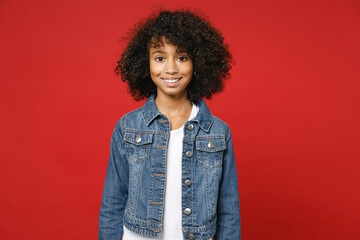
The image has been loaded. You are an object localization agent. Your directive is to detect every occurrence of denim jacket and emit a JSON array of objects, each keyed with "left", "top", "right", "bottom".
[{"left": 99, "top": 95, "right": 240, "bottom": 240}]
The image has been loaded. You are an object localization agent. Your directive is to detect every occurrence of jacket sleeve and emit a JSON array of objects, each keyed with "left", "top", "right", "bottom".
[
  {"left": 214, "top": 126, "right": 241, "bottom": 240},
  {"left": 99, "top": 117, "right": 129, "bottom": 240}
]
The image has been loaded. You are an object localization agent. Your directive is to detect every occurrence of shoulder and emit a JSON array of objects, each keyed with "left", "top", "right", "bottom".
[
  {"left": 211, "top": 114, "right": 231, "bottom": 135},
  {"left": 208, "top": 114, "right": 234, "bottom": 145},
  {"left": 121, "top": 107, "right": 143, "bottom": 124},
  {"left": 113, "top": 107, "right": 143, "bottom": 136}
]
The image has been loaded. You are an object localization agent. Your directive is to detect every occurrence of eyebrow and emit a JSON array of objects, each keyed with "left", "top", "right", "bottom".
[
  {"left": 176, "top": 49, "right": 188, "bottom": 53},
  {"left": 151, "top": 50, "right": 166, "bottom": 55},
  {"left": 151, "top": 49, "right": 188, "bottom": 55}
]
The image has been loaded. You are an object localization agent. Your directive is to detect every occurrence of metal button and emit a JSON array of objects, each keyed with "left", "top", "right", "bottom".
[
  {"left": 185, "top": 179, "right": 192, "bottom": 187},
  {"left": 188, "top": 233, "right": 195, "bottom": 240},
  {"left": 208, "top": 141, "right": 214, "bottom": 149},
  {"left": 185, "top": 151, "right": 193, "bottom": 158},
  {"left": 184, "top": 208, "right": 192, "bottom": 215},
  {"left": 187, "top": 124, "right": 194, "bottom": 131},
  {"left": 135, "top": 136, "right": 142, "bottom": 143}
]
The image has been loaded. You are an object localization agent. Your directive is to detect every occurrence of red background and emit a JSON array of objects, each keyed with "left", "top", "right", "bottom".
[{"left": 1, "top": 0, "right": 359, "bottom": 239}]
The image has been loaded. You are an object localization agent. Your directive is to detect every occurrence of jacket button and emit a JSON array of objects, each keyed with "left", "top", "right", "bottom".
[
  {"left": 185, "top": 151, "right": 193, "bottom": 158},
  {"left": 135, "top": 136, "right": 142, "bottom": 143},
  {"left": 184, "top": 208, "right": 192, "bottom": 215},
  {"left": 184, "top": 179, "right": 192, "bottom": 187},
  {"left": 187, "top": 124, "right": 194, "bottom": 131},
  {"left": 208, "top": 141, "right": 214, "bottom": 148},
  {"left": 188, "top": 233, "right": 195, "bottom": 240}
]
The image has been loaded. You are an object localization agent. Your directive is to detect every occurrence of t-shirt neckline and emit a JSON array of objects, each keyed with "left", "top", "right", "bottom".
[{"left": 170, "top": 102, "right": 198, "bottom": 133}]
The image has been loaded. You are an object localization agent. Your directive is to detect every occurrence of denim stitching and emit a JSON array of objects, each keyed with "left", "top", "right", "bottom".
[
  {"left": 125, "top": 142, "right": 151, "bottom": 162},
  {"left": 197, "top": 147, "right": 224, "bottom": 170},
  {"left": 191, "top": 140, "right": 195, "bottom": 226},
  {"left": 205, "top": 167, "right": 211, "bottom": 220},
  {"left": 132, "top": 160, "right": 144, "bottom": 217},
  {"left": 214, "top": 166, "right": 219, "bottom": 217},
  {"left": 160, "top": 132, "right": 169, "bottom": 225},
  {"left": 125, "top": 213, "right": 160, "bottom": 226},
  {"left": 182, "top": 217, "right": 216, "bottom": 231},
  {"left": 124, "top": 132, "right": 153, "bottom": 163},
  {"left": 123, "top": 221, "right": 160, "bottom": 237},
  {"left": 127, "top": 160, "right": 133, "bottom": 216},
  {"left": 149, "top": 174, "right": 156, "bottom": 220},
  {"left": 125, "top": 129, "right": 156, "bottom": 134}
]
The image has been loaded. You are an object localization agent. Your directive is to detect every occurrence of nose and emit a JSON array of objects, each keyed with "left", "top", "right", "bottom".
[{"left": 165, "top": 58, "right": 178, "bottom": 74}]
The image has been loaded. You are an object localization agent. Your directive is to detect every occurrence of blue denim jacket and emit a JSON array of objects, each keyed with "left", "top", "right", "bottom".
[{"left": 99, "top": 95, "right": 240, "bottom": 240}]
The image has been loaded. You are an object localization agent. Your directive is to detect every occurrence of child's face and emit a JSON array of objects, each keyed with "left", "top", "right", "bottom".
[{"left": 149, "top": 38, "right": 193, "bottom": 99}]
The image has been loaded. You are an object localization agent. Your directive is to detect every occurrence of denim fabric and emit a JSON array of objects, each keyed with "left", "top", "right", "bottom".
[{"left": 99, "top": 94, "right": 241, "bottom": 240}]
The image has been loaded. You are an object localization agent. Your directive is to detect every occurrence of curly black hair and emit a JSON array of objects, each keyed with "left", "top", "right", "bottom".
[{"left": 115, "top": 9, "right": 232, "bottom": 102}]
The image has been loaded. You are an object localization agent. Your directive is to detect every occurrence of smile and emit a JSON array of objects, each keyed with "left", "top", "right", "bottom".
[{"left": 161, "top": 77, "right": 182, "bottom": 83}]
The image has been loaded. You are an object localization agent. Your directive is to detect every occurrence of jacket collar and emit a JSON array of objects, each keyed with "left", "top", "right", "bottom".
[{"left": 141, "top": 94, "right": 213, "bottom": 132}]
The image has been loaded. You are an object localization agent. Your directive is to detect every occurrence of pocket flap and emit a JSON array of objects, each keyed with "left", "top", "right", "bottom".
[
  {"left": 124, "top": 132, "right": 153, "bottom": 145},
  {"left": 196, "top": 136, "right": 226, "bottom": 152}
]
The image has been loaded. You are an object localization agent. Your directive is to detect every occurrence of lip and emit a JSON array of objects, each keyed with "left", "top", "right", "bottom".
[
  {"left": 160, "top": 77, "right": 182, "bottom": 87},
  {"left": 161, "top": 77, "right": 182, "bottom": 80}
]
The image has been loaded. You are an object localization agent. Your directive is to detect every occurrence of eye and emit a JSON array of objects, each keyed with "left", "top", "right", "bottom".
[
  {"left": 178, "top": 56, "right": 188, "bottom": 61},
  {"left": 155, "top": 57, "right": 164, "bottom": 62}
]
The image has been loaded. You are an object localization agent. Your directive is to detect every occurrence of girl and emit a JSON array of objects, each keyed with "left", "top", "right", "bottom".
[{"left": 99, "top": 9, "right": 240, "bottom": 240}]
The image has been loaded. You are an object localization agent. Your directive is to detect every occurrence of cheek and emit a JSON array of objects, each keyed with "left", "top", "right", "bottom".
[
  {"left": 150, "top": 61, "right": 162, "bottom": 76},
  {"left": 178, "top": 60, "right": 193, "bottom": 75},
  {"left": 185, "top": 63, "right": 193, "bottom": 75}
]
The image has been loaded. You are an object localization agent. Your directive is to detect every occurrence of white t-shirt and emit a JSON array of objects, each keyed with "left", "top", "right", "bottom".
[{"left": 123, "top": 103, "right": 206, "bottom": 240}]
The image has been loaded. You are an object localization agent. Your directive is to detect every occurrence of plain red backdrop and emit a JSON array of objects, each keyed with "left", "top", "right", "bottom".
[{"left": 1, "top": 0, "right": 359, "bottom": 239}]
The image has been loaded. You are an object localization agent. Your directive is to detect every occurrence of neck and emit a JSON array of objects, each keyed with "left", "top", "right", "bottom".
[{"left": 155, "top": 92, "right": 192, "bottom": 117}]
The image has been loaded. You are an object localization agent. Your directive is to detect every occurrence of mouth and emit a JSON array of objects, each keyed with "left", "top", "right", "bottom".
[{"left": 161, "top": 77, "right": 182, "bottom": 83}]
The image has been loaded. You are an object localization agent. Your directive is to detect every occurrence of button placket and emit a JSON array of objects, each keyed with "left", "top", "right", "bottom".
[{"left": 183, "top": 122, "right": 195, "bottom": 237}]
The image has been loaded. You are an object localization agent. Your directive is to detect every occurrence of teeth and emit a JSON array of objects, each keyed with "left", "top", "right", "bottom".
[{"left": 163, "top": 78, "right": 180, "bottom": 83}]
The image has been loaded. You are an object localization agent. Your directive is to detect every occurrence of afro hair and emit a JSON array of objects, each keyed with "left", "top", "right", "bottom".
[{"left": 115, "top": 9, "right": 232, "bottom": 102}]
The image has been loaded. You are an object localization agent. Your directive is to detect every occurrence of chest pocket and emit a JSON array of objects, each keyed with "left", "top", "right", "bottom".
[
  {"left": 124, "top": 132, "right": 153, "bottom": 162},
  {"left": 196, "top": 136, "right": 226, "bottom": 169}
]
